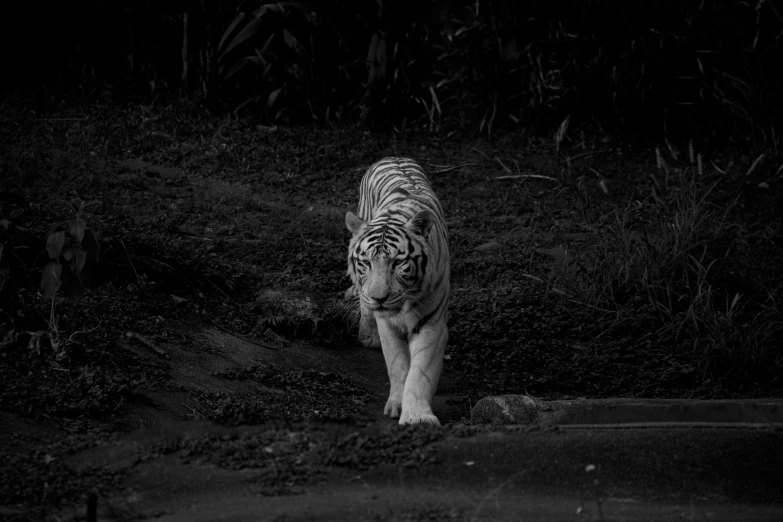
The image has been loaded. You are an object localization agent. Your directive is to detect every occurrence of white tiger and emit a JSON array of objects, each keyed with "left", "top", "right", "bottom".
[{"left": 345, "top": 157, "right": 450, "bottom": 426}]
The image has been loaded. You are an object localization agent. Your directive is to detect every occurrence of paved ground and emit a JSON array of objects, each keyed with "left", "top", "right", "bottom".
[
  {"left": 64, "top": 420, "right": 783, "bottom": 521},
  {"left": 155, "top": 427, "right": 782, "bottom": 521},
  {"left": 8, "top": 327, "right": 781, "bottom": 521}
]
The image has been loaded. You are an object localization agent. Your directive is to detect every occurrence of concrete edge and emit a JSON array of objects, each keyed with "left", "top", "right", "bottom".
[{"left": 470, "top": 395, "right": 783, "bottom": 426}]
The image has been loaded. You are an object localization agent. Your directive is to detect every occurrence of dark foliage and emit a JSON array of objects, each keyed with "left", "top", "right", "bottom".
[{"left": 1, "top": 0, "right": 781, "bottom": 145}]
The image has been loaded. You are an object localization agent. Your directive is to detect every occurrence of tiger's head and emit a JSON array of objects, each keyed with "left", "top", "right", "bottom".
[{"left": 345, "top": 210, "right": 434, "bottom": 315}]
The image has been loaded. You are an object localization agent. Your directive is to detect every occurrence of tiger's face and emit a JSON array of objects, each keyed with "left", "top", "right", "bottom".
[
  {"left": 352, "top": 251, "right": 418, "bottom": 314},
  {"left": 346, "top": 210, "right": 433, "bottom": 315}
]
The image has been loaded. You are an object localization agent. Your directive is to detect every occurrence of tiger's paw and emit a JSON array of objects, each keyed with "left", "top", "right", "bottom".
[
  {"left": 383, "top": 398, "right": 402, "bottom": 419},
  {"left": 358, "top": 323, "right": 381, "bottom": 349},
  {"left": 358, "top": 315, "right": 381, "bottom": 349},
  {"left": 399, "top": 408, "right": 441, "bottom": 427},
  {"left": 359, "top": 333, "right": 381, "bottom": 349}
]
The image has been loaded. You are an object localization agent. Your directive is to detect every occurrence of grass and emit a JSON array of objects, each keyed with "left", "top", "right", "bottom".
[{"left": 553, "top": 144, "right": 783, "bottom": 386}]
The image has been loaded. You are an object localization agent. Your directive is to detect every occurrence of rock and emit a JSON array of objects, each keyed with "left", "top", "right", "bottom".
[
  {"left": 470, "top": 395, "right": 550, "bottom": 425},
  {"left": 471, "top": 397, "right": 783, "bottom": 426}
]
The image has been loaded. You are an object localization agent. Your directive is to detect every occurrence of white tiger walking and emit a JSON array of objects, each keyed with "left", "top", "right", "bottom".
[{"left": 345, "top": 157, "right": 450, "bottom": 426}]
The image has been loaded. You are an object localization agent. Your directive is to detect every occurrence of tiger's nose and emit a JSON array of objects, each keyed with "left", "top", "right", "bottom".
[{"left": 374, "top": 294, "right": 389, "bottom": 304}]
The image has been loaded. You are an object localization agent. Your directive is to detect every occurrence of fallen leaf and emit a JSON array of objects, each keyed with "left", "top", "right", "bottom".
[{"left": 473, "top": 241, "right": 503, "bottom": 253}]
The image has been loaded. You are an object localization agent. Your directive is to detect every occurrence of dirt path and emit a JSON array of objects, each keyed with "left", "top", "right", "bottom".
[{"left": 3, "top": 324, "right": 780, "bottom": 521}]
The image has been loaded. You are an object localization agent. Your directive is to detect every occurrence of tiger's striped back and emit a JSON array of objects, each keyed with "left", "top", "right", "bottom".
[{"left": 355, "top": 157, "right": 446, "bottom": 227}]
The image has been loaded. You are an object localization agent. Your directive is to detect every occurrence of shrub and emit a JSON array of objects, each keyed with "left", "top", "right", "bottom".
[{"left": 556, "top": 149, "right": 783, "bottom": 383}]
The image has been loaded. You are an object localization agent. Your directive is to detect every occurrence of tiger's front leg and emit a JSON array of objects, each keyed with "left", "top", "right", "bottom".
[
  {"left": 376, "top": 318, "right": 410, "bottom": 419},
  {"left": 399, "top": 321, "right": 446, "bottom": 426}
]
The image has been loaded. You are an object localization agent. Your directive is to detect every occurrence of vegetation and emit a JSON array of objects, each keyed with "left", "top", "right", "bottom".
[
  {"left": 1, "top": 103, "right": 779, "bottom": 410},
  {"left": 3, "top": 0, "right": 782, "bottom": 145},
  {"left": 552, "top": 143, "right": 783, "bottom": 387}
]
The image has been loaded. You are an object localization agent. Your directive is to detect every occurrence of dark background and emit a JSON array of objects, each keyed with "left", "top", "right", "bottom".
[{"left": 2, "top": 0, "right": 782, "bottom": 146}]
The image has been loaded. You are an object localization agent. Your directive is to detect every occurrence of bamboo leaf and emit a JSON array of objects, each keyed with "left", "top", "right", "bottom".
[
  {"left": 218, "top": 16, "right": 265, "bottom": 60},
  {"left": 261, "top": 32, "right": 276, "bottom": 55},
  {"left": 223, "top": 57, "right": 252, "bottom": 80},
  {"left": 268, "top": 88, "right": 283, "bottom": 108},
  {"left": 253, "top": 4, "right": 284, "bottom": 17},
  {"left": 429, "top": 85, "right": 441, "bottom": 116},
  {"left": 555, "top": 115, "right": 570, "bottom": 153},
  {"left": 218, "top": 12, "right": 246, "bottom": 53}
]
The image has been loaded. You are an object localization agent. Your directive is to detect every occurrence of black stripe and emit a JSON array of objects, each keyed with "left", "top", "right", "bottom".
[{"left": 419, "top": 249, "right": 427, "bottom": 275}]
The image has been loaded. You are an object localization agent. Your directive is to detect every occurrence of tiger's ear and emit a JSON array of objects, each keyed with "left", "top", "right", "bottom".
[
  {"left": 407, "top": 210, "right": 434, "bottom": 237},
  {"left": 345, "top": 211, "right": 366, "bottom": 235}
]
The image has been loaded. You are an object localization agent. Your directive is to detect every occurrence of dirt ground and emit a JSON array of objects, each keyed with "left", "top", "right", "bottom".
[{"left": 0, "top": 103, "right": 781, "bottom": 519}]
